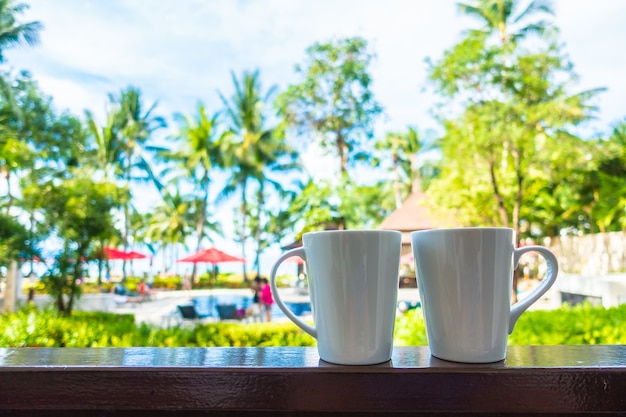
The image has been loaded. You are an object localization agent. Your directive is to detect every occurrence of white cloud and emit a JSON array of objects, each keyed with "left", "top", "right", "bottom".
[{"left": 11, "top": 0, "right": 623, "bottom": 132}]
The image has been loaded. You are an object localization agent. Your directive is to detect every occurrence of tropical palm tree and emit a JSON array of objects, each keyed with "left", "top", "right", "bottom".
[
  {"left": 375, "top": 126, "right": 427, "bottom": 208},
  {"left": 248, "top": 136, "right": 300, "bottom": 275},
  {"left": 84, "top": 110, "right": 121, "bottom": 180},
  {"left": 400, "top": 127, "right": 427, "bottom": 194},
  {"left": 457, "top": 0, "right": 555, "bottom": 46},
  {"left": 0, "top": 1, "right": 43, "bottom": 120},
  {"left": 145, "top": 189, "right": 196, "bottom": 275},
  {"left": 218, "top": 69, "right": 295, "bottom": 281},
  {"left": 0, "top": 0, "right": 43, "bottom": 63},
  {"left": 165, "top": 103, "right": 228, "bottom": 284},
  {"left": 107, "top": 86, "right": 166, "bottom": 279},
  {"left": 218, "top": 133, "right": 260, "bottom": 282},
  {"left": 109, "top": 86, "right": 167, "bottom": 190},
  {"left": 0, "top": 0, "right": 44, "bottom": 210},
  {"left": 0, "top": 127, "right": 29, "bottom": 214},
  {"left": 375, "top": 132, "right": 406, "bottom": 209}
]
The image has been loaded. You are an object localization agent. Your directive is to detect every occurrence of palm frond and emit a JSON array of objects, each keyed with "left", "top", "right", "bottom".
[{"left": 513, "top": 0, "right": 554, "bottom": 24}]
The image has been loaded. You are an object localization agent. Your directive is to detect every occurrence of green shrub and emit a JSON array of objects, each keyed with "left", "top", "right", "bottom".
[
  {"left": 0, "top": 307, "right": 138, "bottom": 347},
  {"left": 0, "top": 306, "right": 315, "bottom": 347},
  {"left": 394, "top": 308, "right": 429, "bottom": 346},
  {"left": 508, "top": 302, "right": 626, "bottom": 345},
  {"left": 393, "top": 303, "right": 626, "bottom": 346},
  {"left": 151, "top": 276, "right": 181, "bottom": 290},
  {"left": 3, "top": 303, "right": 625, "bottom": 348}
]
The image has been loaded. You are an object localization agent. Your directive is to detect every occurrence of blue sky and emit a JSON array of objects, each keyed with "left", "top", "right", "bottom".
[{"left": 5, "top": 0, "right": 626, "bottom": 274}]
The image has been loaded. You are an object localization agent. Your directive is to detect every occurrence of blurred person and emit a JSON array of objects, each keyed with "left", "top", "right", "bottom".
[
  {"left": 261, "top": 277, "right": 274, "bottom": 322},
  {"left": 248, "top": 276, "right": 263, "bottom": 322}
]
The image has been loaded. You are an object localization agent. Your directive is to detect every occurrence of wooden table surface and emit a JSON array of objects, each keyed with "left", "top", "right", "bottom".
[{"left": 1, "top": 345, "right": 625, "bottom": 416}]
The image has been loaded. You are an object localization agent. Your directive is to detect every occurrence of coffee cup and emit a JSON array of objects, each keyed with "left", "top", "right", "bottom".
[
  {"left": 270, "top": 230, "right": 402, "bottom": 365},
  {"left": 410, "top": 227, "right": 558, "bottom": 363}
]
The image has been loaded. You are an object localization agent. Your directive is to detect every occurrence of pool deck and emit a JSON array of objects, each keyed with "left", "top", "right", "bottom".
[
  {"left": 24, "top": 283, "right": 556, "bottom": 327},
  {"left": 109, "top": 287, "right": 422, "bottom": 327}
]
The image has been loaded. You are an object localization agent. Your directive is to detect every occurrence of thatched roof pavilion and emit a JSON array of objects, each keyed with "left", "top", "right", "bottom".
[{"left": 378, "top": 189, "right": 456, "bottom": 252}]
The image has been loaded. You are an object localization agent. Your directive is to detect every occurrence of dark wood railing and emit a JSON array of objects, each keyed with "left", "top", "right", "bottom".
[{"left": 1, "top": 345, "right": 625, "bottom": 415}]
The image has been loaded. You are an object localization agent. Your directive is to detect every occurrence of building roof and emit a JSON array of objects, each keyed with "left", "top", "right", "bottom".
[{"left": 378, "top": 190, "right": 456, "bottom": 244}]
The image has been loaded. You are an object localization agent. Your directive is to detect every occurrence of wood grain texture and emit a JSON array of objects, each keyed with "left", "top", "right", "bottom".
[{"left": 1, "top": 346, "right": 625, "bottom": 416}]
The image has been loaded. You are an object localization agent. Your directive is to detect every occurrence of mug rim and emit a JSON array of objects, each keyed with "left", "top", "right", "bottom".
[
  {"left": 410, "top": 227, "right": 514, "bottom": 236},
  {"left": 303, "top": 229, "right": 402, "bottom": 238}
]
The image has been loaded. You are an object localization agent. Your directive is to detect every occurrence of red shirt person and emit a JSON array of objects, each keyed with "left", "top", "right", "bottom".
[{"left": 260, "top": 278, "right": 274, "bottom": 322}]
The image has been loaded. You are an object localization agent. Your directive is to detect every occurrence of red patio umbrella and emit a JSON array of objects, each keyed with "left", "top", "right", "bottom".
[
  {"left": 125, "top": 250, "right": 150, "bottom": 260},
  {"left": 177, "top": 247, "right": 246, "bottom": 265},
  {"left": 177, "top": 248, "right": 246, "bottom": 293},
  {"left": 104, "top": 247, "right": 150, "bottom": 260}
]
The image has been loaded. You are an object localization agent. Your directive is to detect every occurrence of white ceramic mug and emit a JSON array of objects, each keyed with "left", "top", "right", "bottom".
[
  {"left": 270, "top": 230, "right": 402, "bottom": 365},
  {"left": 411, "top": 227, "right": 558, "bottom": 363}
]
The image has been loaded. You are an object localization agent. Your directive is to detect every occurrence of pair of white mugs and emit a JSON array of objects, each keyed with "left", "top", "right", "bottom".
[{"left": 270, "top": 228, "right": 559, "bottom": 365}]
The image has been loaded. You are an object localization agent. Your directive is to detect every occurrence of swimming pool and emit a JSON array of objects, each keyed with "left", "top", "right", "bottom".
[{"left": 192, "top": 294, "right": 312, "bottom": 319}]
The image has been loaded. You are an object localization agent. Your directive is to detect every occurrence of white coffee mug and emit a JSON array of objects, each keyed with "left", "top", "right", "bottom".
[
  {"left": 270, "top": 230, "right": 402, "bottom": 365},
  {"left": 411, "top": 227, "right": 558, "bottom": 363}
]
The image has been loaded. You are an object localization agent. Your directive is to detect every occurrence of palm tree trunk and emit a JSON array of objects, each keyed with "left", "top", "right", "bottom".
[
  {"left": 254, "top": 185, "right": 264, "bottom": 276},
  {"left": 122, "top": 155, "right": 132, "bottom": 282},
  {"left": 409, "top": 154, "right": 420, "bottom": 193},
  {"left": 511, "top": 147, "right": 525, "bottom": 303},
  {"left": 2, "top": 168, "right": 12, "bottom": 214},
  {"left": 240, "top": 180, "right": 249, "bottom": 283},
  {"left": 97, "top": 261, "right": 103, "bottom": 287},
  {"left": 488, "top": 158, "right": 510, "bottom": 228},
  {"left": 392, "top": 154, "right": 402, "bottom": 208},
  {"left": 337, "top": 133, "right": 348, "bottom": 175},
  {"left": 192, "top": 176, "right": 211, "bottom": 286},
  {"left": 161, "top": 249, "right": 167, "bottom": 276},
  {"left": 67, "top": 258, "right": 83, "bottom": 315}
]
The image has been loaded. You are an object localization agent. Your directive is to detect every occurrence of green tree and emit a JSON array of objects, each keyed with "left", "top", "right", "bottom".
[
  {"left": 288, "top": 177, "right": 395, "bottom": 238},
  {"left": 0, "top": 0, "right": 43, "bottom": 64},
  {"left": 0, "top": 72, "right": 88, "bottom": 278},
  {"left": 106, "top": 86, "right": 166, "bottom": 279},
  {"left": 430, "top": 0, "right": 556, "bottom": 103},
  {"left": 165, "top": 103, "right": 228, "bottom": 284},
  {"left": 276, "top": 37, "right": 382, "bottom": 177},
  {"left": 23, "top": 175, "right": 121, "bottom": 315},
  {"left": 427, "top": 2, "right": 603, "bottom": 300},
  {"left": 0, "top": 72, "right": 84, "bottom": 214},
  {"left": 588, "top": 119, "right": 626, "bottom": 232},
  {"left": 84, "top": 110, "right": 120, "bottom": 180},
  {"left": 245, "top": 193, "right": 295, "bottom": 276},
  {"left": 84, "top": 109, "right": 127, "bottom": 284},
  {"left": 248, "top": 129, "right": 300, "bottom": 276},
  {"left": 0, "top": 2, "right": 42, "bottom": 219},
  {"left": 145, "top": 189, "right": 196, "bottom": 275},
  {"left": 0, "top": 211, "right": 28, "bottom": 268},
  {"left": 0, "top": 0, "right": 42, "bottom": 113},
  {"left": 374, "top": 126, "right": 428, "bottom": 208},
  {"left": 219, "top": 69, "right": 293, "bottom": 281},
  {"left": 0, "top": 135, "right": 30, "bottom": 213},
  {"left": 430, "top": 43, "right": 601, "bottom": 235},
  {"left": 458, "top": 0, "right": 555, "bottom": 46}
]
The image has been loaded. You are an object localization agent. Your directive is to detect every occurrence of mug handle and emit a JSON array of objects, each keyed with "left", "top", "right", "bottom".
[
  {"left": 509, "top": 246, "right": 559, "bottom": 334},
  {"left": 269, "top": 248, "right": 317, "bottom": 338}
]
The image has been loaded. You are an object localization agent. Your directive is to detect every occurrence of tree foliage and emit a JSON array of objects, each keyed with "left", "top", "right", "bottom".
[
  {"left": 0, "top": 211, "right": 28, "bottom": 267},
  {"left": 288, "top": 177, "right": 394, "bottom": 237},
  {"left": 219, "top": 69, "right": 299, "bottom": 280},
  {"left": 586, "top": 119, "right": 626, "bottom": 232},
  {"left": 426, "top": 1, "right": 604, "bottom": 242},
  {"left": 276, "top": 37, "right": 382, "bottom": 176},
  {"left": 23, "top": 176, "right": 122, "bottom": 314}
]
